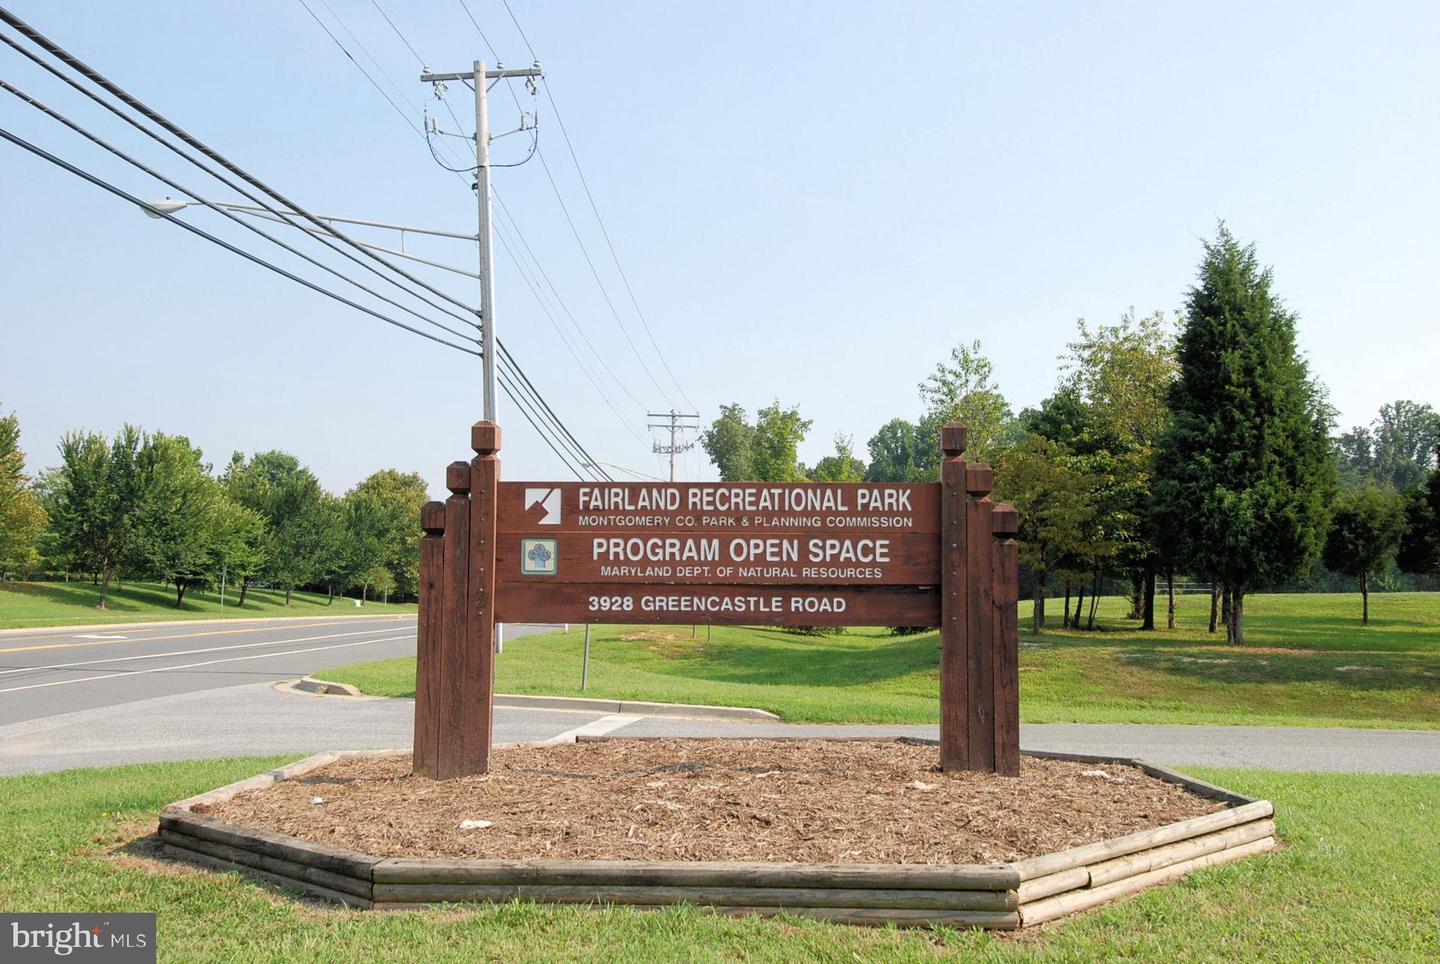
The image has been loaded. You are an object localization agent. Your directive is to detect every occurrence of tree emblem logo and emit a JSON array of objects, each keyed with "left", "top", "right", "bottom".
[{"left": 520, "top": 538, "right": 558, "bottom": 575}]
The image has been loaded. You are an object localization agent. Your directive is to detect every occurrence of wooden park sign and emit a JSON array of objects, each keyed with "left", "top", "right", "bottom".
[{"left": 413, "top": 421, "right": 1020, "bottom": 779}]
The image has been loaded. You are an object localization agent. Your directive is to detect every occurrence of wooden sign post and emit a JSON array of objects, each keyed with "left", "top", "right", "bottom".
[{"left": 414, "top": 420, "right": 1020, "bottom": 778}]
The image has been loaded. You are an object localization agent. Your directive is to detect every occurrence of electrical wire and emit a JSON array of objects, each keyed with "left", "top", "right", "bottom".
[
  {"left": 1, "top": 118, "right": 597, "bottom": 480},
  {"left": 0, "top": 13, "right": 608, "bottom": 481},
  {"left": 0, "top": 78, "right": 483, "bottom": 349},
  {"left": 499, "top": 0, "right": 696, "bottom": 409},
  {"left": 0, "top": 125, "right": 481, "bottom": 356},
  {"left": 490, "top": 218, "right": 648, "bottom": 445},
  {"left": 0, "top": 8, "right": 483, "bottom": 327},
  {"left": 0, "top": 25, "right": 481, "bottom": 338}
]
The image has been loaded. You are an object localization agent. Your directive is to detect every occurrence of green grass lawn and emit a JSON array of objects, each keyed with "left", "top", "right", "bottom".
[
  {"left": 0, "top": 580, "right": 417, "bottom": 629},
  {"left": 322, "top": 591, "right": 1440, "bottom": 729},
  {"left": 0, "top": 757, "right": 1434, "bottom": 961}
]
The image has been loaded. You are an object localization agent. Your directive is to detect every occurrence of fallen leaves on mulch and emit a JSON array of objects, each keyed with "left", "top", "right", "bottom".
[{"left": 208, "top": 740, "right": 1224, "bottom": 865}]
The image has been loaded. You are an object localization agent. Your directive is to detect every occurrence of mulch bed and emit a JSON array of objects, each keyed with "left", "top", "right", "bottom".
[{"left": 205, "top": 740, "right": 1225, "bottom": 865}]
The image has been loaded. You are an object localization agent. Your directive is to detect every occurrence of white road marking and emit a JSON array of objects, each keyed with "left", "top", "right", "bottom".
[
  {"left": 75, "top": 634, "right": 127, "bottom": 640},
  {"left": 0, "top": 627, "right": 416, "bottom": 678},
  {"left": 0, "top": 635, "right": 413, "bottom": 695},
  {"left": 552, "top": 714, "right": 641, "bottom": 742}
]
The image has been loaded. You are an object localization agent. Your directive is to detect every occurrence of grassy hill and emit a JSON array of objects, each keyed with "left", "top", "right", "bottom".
[
  {"left": 0, "top": 580, "right": 416, "bottom": 629},
  {"left": 321, "top": 590, "right": 1440, "bottom": 729}
]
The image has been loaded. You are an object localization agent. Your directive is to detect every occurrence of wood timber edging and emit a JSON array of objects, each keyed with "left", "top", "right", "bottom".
[{"left": 157, "top": 742, "right": 1276, "bottom": 928}]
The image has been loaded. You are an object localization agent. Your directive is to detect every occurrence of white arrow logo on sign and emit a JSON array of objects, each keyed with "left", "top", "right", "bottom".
[{"left": 525, "top": 487, "right": 562, "bottom": 524}]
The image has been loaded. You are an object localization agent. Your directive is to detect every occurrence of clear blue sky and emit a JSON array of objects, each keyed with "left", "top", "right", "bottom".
[{"left": 3, "top": 1, "right": 1437, "bottom": 498}]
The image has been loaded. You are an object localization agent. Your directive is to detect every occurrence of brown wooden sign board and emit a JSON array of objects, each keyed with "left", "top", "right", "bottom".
[{"left": 413, "top": 421, "right": 1020, "bottom": 780}]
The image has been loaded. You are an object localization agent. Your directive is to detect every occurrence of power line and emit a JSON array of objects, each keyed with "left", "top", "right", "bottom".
[
  {"left": 492, "top": 188, "right": 649, "bottom": 411},
  {"left": 3, "top": 116, "right": 597, "bottom": 481},
  {"left": 489, "top": 218, "right": 648, "bottom": 445},
  {"left": 0, "top": 20, "right": 481, "bottom": 337},
  {"left": 533, "top": 137, "right": 675, "bottom": 406},
  {"left": 365, "top": 0, "right": 474, "bottom": 151},
  {"left": 340, "top": 10, "right": 605, "bottom": 478},
  {"left": 0, "top": 77, "right": 482, "bottom": 348},
  {"left": 499, "top": 0, "right": 696, "bottom": 409},
  {"left": 368, "top": 0, "right": 425, "bottom": 67},
  {"left": 0, "top": 125, "right": 481, "bottom": 356},
  {"left": 450, "top": 3, "right": 679, "bottom": 410},
  {"left": 498, "top": 0, "right": 537, "bottom": 60},
  {"left": 0, "top": 9, "right": 484, "bottom": 327},
  {"left": 455, "top": 0, "right": 502, "bottom": 62},
  {"left": 0, "top": 13, "right": 606, "bottom": 481}
]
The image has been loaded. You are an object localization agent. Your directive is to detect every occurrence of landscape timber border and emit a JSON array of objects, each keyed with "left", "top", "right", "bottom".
[
  {"left": 156, "top": 739, "right": 1276, "bottom": 928},
  {"left": 413, "top": 420, "right": 1023, "bottom": 779}
]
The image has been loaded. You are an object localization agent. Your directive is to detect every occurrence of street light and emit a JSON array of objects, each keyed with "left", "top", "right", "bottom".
[
  {"left": 144, "top": 196, "right": 507, "bottom": 652},
  {"left": 143, "top": 197, "right": 190, "bottom": 217}
]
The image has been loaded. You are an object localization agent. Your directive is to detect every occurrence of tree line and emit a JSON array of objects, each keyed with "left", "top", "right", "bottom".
[
  {"left": 701, "top": 226, "right": 1440, "bottom": 642},
  {"left": 0, "top": 414, "right": 427, "bottom": 610}
]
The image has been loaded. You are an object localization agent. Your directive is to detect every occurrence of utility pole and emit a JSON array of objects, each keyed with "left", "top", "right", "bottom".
[
  {"left": 648, "top": 410, "right": 699, "bottom": 482},
  {"left": 420, "top": 59, "right": 543, "bottom": 422},
  {"left": 422, "top": 58, "right": 541, "bottom": 658}
]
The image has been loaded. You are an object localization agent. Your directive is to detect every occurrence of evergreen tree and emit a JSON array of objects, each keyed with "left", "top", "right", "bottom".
[
  {"left": 1397, "top": 468, "right": 1440, "bottom": 578},
  {"left": 1323, "top": 485, "right": 1406, "bottom": 624},
  {"left": 1152, "top": 225, "right": 1335, "bottom": 644}
]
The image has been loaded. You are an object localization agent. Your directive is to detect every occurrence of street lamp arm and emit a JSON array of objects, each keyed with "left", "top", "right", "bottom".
[{"left": 145, "top": 198, "right": 477, "bottom": 241}]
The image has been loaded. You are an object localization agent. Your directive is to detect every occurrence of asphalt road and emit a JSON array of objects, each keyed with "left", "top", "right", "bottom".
[
  {"left": 2, "top": 616, "right": 1437, "bottom": 777},
  {"left": 0, "top": 615, "right": 558, "bottom": 726}
]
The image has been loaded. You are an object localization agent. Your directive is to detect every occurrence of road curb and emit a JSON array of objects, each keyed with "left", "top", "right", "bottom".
[
  {"left": 494, "top": 693, "right": 780, "bottom": 722},
  {"left": 0, "top": 613, "right": 416, "bottom": 637},
  {"left": 284, "top": 677, "right": 370, "bottom": 698},
  {"left": 285, "top": 677, "right": 779, "bottom": 722}
]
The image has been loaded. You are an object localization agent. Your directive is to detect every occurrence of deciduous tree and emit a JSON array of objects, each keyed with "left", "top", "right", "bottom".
[
  {"left": 209, "top": 496, "right": 268, "bottom": 605},
  {"left": 810, "top": 435, "right": 865, "bottom": 482},
  {"left": 0, "top": 405, "right": 47, "bottom": 578},
  {"left": 864, "top": 418, "right": 924, "bottom": 482},
  {"left": 132, "top": 432, "right": 219, "bottom": 608},
  {"left": 918, "top": 340, "right": 1014, "bottom": 466},
  {"left": 700, "top": 404, "right": 755, "bottom": 481},
  {"left": 752, "top": 402, "right": 813, "bottom": 482},
  {"left": 993, "top": 434, "right": 1099, "bottom": 630},
  {"left": 44, "top": 426, "right": 142, "bottom": 608},
  {"left": 223, "top": 450, "right": 329, "bottom": 605}
]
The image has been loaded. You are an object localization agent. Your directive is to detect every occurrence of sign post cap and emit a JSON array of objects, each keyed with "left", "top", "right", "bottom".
[
  {"left": 991, "top": 502, "right": 1019, "bottom": 537},
  {"left": 446, "top": 460, "right": 472, "bottom": 494},
  {"left": 942, "top": 423, "right": 968, "bottom": 456},
  {"left": 471, "top": 421, "right": 501, "bottom": 454},
  {"left": 421, "top": 501, "right": 447, "bottom": 532},
  {"left": 964, "top": 462, "right": 994, "bottom": 496}
]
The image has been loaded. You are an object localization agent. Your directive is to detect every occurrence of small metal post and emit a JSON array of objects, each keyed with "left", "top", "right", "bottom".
[
  {"left": 496, "top": 622, "right": 504, "bottom": 654},
  {"left": 581, "top": 624, "right": 592, "bottom": 690},
  {"left": 219, "top": 563, "right": 226, "bottom": 610}
]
